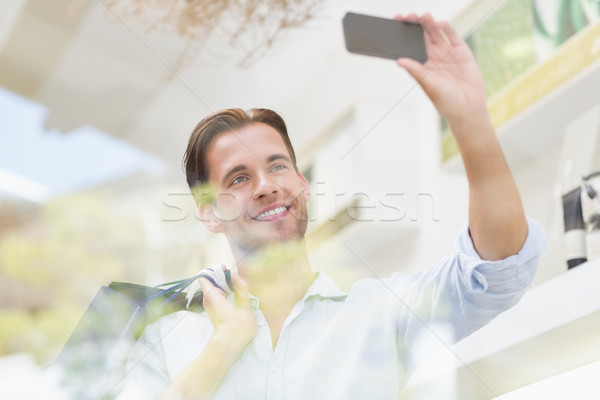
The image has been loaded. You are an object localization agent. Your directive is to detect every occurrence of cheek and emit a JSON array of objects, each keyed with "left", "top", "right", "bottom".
[
  {"left": 287, "top": 185, "right": 309, "bottom": 214},
  {"left": 213, "top": 192, "right": 247, "bottom": 221},
  {"left": 291, "top": 180, "right": 309, "bottom": 199}
]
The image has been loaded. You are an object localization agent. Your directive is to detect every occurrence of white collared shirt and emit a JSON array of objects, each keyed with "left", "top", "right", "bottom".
[{"left": 114, "top": 218, "right": 546, "bottom": 399}]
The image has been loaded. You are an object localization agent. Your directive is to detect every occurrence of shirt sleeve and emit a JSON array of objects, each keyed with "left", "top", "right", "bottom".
[
  {"left": 392, "top": 217, "right": 547, "bottom": 368},
  {"left": 448, "top": 216, "right": 547, "bottom": 336}
]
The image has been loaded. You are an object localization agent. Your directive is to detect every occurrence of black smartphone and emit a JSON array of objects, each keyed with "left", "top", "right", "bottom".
[{"left": 342, "top": 12, "right": 427, "bottom": 63}]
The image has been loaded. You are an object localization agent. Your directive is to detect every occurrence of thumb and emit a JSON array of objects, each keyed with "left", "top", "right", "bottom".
[{"left": 396, "top": 57, "right": 427, "bottom": 82}]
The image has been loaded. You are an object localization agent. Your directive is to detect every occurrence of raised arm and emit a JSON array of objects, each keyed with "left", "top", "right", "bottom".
[
  {"left": 396, "top": 13, "right": 528, "bottom": 261},
  {"left": 158, "top": 270, "right": 257, "bottom": 400}
]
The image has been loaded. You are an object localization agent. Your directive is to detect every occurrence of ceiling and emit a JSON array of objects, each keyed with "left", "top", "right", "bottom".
[{"left": 0, "top": 0, "right": 472, "bottom": 205}]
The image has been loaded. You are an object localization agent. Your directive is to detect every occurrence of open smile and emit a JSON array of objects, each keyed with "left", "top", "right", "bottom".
[{"left": 253, "top": 205, "right": 291, "bottom": 221}]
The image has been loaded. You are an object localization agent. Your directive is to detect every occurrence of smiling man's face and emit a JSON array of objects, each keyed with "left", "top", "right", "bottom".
[{"left": 202, "top": 122, "right": 310, "bottom": 254}]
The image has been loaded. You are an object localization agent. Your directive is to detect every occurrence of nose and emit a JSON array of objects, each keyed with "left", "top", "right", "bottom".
[{"left": 253, "top": 172, "right": 279, "bottom": 199}]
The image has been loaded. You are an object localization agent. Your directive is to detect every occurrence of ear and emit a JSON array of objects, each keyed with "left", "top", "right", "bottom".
[
  {"left": 198, "top": 204, "right": 225, "bottom": 233},
  {"left": 297, "top": 171, "right": 311, "bottom": 202}
]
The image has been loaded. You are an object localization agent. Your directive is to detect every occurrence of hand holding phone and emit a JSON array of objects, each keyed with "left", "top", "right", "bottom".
[{"left": 342, "top": 12, "right": 427, "bottom": 63}]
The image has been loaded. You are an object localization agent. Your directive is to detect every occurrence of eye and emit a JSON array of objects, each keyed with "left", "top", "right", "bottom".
[
  {"left": 231, "top": 176, "right": 248, "bottom": 185},
  {"left": 271, "top": 164, "right": 285, "bottom": 172}
]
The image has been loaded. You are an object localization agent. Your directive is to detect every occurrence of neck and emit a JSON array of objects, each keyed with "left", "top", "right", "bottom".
[{"left": 234, "top": 239, "right": 315, "bottom": 315}]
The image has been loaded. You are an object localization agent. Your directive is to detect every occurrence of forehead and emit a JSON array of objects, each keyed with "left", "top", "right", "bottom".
[{"left": 206, "top": 123, "right": 289, "bottom": 180}]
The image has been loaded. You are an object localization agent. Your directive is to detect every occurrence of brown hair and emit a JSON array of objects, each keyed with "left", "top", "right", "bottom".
[{"left": 183, "top": 108, "right": 297, "bottom": 202}]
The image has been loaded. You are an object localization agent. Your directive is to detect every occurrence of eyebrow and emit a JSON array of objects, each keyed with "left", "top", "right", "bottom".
[
  {"left": 222, "top": 164, "right": 248, "bottom": 186},
  {"left": 267, "top": 153, "right": 292, "bottom": 164}
]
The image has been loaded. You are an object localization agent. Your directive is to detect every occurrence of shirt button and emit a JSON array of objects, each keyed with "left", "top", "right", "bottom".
[{"left": 258, "top": 320, "right": 265, "bottom": 327}]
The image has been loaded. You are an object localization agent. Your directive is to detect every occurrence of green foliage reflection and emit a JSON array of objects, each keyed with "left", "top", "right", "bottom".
[{"left": 0, "top": 193, "right": 146, "bottom": 364}]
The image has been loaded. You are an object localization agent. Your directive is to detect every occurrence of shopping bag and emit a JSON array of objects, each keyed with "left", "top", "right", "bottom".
[{"left": 49, "top": 271, "right": 227, "bottom": 400}]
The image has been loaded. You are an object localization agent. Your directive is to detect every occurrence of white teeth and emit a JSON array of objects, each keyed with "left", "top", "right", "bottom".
[{"left": 256, "top": 206, "right": 287, "bottom": 220}]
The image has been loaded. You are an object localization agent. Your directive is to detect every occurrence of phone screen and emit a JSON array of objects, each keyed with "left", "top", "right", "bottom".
[{"left": 342, "top": 12, "right": 427, "bottom": 63}]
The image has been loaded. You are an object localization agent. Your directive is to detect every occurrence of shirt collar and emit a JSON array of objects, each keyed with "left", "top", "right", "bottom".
[
  {"left": 303, "top": 271, "right": 347, "bottom": 300},
  {"left": 246, "top": 271, "right": 347, "bottom": 310}
]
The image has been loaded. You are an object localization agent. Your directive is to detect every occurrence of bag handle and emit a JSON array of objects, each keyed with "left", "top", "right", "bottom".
[{"left": 147, "top": 267, "right": 233, "bottom": 309}]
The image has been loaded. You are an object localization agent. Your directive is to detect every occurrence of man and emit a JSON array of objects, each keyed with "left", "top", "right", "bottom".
[{"left": 117, "top": 13, "right": 546, "bottom": 399}]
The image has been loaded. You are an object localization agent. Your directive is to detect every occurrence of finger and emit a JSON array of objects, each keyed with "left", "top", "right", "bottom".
[
  {"left": 396, "top": 57, "right": 428, "bottom": 81},
  {"left": 440, "top": 20, "right": 462, "bottom": 45},
  {"left": 394, "top": 13, "right": 418, "bottom": 22},
  {"left": 419, "top": 13, "right": 447, "bottom": 45},
  {"left": 198, "top": 276, "right": 226, "bottom": 310},
  {"left": 215, "top": 264, "right": 233, "bottom": 294},
  {"left": 231, "top": 271, "right": 252, "bottom": 310}
]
